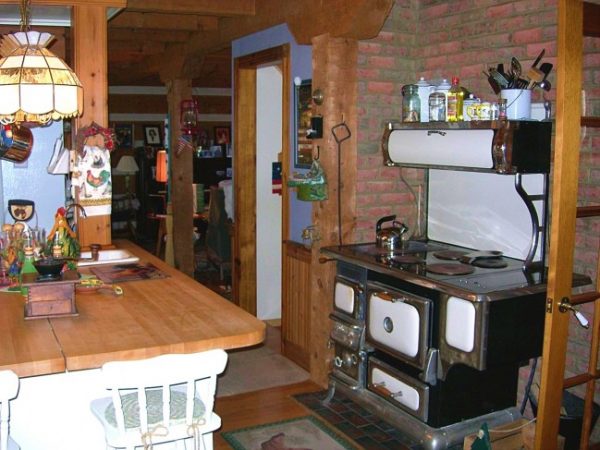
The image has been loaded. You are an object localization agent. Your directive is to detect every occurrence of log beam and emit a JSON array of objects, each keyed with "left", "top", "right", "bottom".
[{"left": 125, "top": 0, "right": 255, "bottom": 17}]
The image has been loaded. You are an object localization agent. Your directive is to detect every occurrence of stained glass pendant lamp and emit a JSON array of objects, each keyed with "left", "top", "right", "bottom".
[{"left": 0, "top": 0, "right": 83, "bottom": 125}]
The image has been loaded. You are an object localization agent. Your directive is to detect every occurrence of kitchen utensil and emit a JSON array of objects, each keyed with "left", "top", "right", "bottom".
[
  {"left": 510, "top": 57, "right": 522, "bottom": 86},
  {"left": 527, "top": 66, "right": 545, "bottom": 89},
  {"left": 538, "top": 79, "right": 551, "bottom": 91},
  {"left": 539, "top": 62, "right": 553, "bottom": 79},
  {"left": 489, "top": 68, "right": 509, "bottom": 89},
  {"left": 483, "top": 70, "right": 501, "bottom": 94},
  {"left": 531, "top": 49, "right": 545, "bottom": 68},
  {"left": 376, "top": 215, "right": 408, "bottom": 251}
]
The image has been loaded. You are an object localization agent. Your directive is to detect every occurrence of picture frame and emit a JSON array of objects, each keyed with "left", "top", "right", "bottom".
[
  {"left": 214, "top": 126, "right": 230, "bottom": 145},
  {"left": 294, "top": 79, "right": 313, "bottom": 168},
  {"left": 144, "top": 125, "right": 162, "bottom": 147},
  {"left": 114, "top": 123, "right": 133, "bottom": 149}
]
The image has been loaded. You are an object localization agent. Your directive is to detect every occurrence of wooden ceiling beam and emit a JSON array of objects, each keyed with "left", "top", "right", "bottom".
[
  {"left": 109, "top": 12, "right": 218, "bottom": 32},
  {"left": 0, "top": 0, "right": 126, "bottom": 7},
  {"left": 125, "top": 0, "right": 255, "bottom": 17},
  {"left": 108, "top": 28, "right": 192, "bottom": 42},
  {"left": 177, "top": 0, "right": 393, "bottom": 79}
]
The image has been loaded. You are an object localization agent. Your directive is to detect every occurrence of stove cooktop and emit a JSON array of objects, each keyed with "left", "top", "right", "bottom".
[{"left": 323, "top": 240, "right": 548, "bottom": 301}]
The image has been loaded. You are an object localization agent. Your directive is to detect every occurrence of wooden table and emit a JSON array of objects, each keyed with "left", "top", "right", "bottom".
[
  {"left": 0, "top": 240, "right": 264, "bottom": 376},
  {"left": 0, "top": 240, "right": 265, "bottom": 449}
]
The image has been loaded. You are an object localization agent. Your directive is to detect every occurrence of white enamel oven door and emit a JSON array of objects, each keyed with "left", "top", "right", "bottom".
[
  {"left": 334, "top": 276, "right": 364, "bottom": 320},
  {"left": 366, "top": 282, "right": 432, "bottom": 370},
  {"left": 438, "top": 294, "right": 488, "bottom": 374}
]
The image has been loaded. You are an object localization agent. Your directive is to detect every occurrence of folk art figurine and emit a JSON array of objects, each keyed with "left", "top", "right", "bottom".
[{"left": 46, "top": 207, "right": 81, "bottom": 259}]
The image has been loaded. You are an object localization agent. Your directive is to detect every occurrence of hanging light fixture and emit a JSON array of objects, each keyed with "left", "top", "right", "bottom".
[
  {"left": 180, "top": 99, "right": 199, "bottom": 136},
  {"left": 0, "top": 0, "right": 83, "bottom": 125}
]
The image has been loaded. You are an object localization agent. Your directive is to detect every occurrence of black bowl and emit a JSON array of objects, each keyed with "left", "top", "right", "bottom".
[{"left": 33, "top": 258, "right": 65, "bottom": 278}]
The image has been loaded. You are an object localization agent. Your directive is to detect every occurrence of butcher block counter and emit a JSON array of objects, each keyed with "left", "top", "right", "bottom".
[{"left": 0, "top": 239, "right": 265, "bottom": 377}]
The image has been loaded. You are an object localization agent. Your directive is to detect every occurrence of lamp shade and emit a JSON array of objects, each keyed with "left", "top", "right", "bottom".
[
  {"left": 155, "top": 149, "right": 168, "bottom": 182},
  {"left": 0, "top": 30, "right": 83, "bottom": 124},
  {"left": 115, "top": 155, "right": 139, "bottom": 175}
]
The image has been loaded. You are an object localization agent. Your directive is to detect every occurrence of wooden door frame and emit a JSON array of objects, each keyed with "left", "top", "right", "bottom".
[{"left": 233, "top": 45, "right": 290, "bottom": 315}]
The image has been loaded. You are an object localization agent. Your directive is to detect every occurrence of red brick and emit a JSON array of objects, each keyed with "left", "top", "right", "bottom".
[
  {"left": 512, "top": 28, "right": 543, "bottom": 45},
  {"left": 368, "top": 56, "right": 396, "bottom": 69},
  {"left": 367, "top": 81, "right": 395, "bottom": 95},
  {"left": 486, "top": 3, "right": 514, "bottom": 18}
]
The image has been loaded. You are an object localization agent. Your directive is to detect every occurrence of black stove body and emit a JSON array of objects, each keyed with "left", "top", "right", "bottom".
[
  {"left": 327, "top": 240, "right": 547, "bottom": 428},
  {"left": 322, "top": 121, "right": 564, "bottom": 448}
]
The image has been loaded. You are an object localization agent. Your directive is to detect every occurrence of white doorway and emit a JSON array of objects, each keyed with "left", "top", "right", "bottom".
[{"left": 256, "top": 64, "right": 283, "bottom": 320}]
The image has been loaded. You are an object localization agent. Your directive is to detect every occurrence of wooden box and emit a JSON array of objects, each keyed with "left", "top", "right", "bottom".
[
  {"left": 463, "top": 418, "right": 565, "bottom": 450},
  {"left": 22, "top": 271, "right": 79, "bottom": 320}
]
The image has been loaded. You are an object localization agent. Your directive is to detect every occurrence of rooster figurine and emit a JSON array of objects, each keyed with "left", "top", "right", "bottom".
[
  {"left": 85, "top": 169, "right": 111, "bottom": 197},
  {"left": 46, "top": 207, "right": 80, "bottom": 259}
]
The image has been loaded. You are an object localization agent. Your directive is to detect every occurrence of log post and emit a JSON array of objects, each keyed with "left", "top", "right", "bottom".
[
  {"left": 309, "top": 34, "right": 358, "bottom": 386},
  {"left": 72, "top": 4, "right": 111, "bottom": 247}
]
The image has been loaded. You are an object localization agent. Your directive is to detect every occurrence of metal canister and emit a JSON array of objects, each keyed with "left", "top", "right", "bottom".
[{"left": 402, "top": 84, "right": 421, "bottom": 122}]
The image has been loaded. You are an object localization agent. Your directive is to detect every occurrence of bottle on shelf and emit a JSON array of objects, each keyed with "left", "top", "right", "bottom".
[
  {"left": 429, "top": 91, "right": 446, "bottom": 122},
  {"left": 446, "top": 76, "right": 464, "bottom": 122},
  {"left": 401, "top": 84, "right": 421, "bottom": 122}
]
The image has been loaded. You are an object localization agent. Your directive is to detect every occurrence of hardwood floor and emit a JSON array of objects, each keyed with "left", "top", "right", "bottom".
[{"left": 214, "top": 380, "right": 324, "bottom": 449}]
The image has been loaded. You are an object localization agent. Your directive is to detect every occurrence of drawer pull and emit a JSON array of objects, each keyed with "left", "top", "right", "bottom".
[{"left": 390, "top": 390, "right": 403, "bottom": 398}]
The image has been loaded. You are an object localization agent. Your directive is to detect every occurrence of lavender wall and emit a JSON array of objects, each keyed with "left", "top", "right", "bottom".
[{"left": 232, "top": 23, "right": 313, "bottom": 243}]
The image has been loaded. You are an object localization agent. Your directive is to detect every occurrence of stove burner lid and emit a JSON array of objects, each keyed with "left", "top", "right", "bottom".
[
  {"left": 433, "top": 250, "right": 467, "bottom": 261},
  {"left": 471, "top": 258, "right": 509, "bottom": 269},
  {"left": 426, "top": 263, "right": 476, "bottom": 276}
]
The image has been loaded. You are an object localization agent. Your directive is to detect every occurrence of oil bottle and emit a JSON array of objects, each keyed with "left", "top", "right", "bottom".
[{"left": 446, "top": 76, "right": 464, "bottom": 122}]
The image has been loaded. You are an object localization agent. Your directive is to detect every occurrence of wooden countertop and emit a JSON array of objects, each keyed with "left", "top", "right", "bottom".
[{"left": 0, "top": 240, "right": 265, "bottom": 377}]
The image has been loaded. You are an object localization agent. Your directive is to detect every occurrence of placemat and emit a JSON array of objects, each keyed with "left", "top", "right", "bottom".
[{"left": 90, "top": 263, "right": 168, "bottom": 283}]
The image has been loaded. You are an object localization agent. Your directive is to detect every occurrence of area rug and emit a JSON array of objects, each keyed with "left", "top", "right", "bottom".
[
  {"left": 221, "top": 415, "right": 359, "bottom": 450},
  {"left": 217, "top": 344, "right": 310, "bottom": 397}
]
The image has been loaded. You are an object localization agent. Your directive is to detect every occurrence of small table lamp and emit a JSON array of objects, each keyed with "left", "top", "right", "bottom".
[
  {"left": 114, "top": 155, "right": 139, "bottom": 238},
  {"left": 115, "top": 155, "right": 139, "bottom": 195}
]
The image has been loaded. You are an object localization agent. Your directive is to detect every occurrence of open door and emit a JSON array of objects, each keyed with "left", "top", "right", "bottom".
[{"left": 232, "top": 45, "right": 290, "bottom": 316}]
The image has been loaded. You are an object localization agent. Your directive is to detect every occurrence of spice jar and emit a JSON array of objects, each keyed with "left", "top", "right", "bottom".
[
  {"left": 429, "top": 91, "right": 446, "bottom": 122},
  {"left": 402, "top": 84, "right": 421, "bottom": 122}
]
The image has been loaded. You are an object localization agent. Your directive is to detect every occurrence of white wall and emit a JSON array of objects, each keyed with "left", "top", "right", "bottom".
[
  {"left": 1, "top": 121, "right": 66, "bottom": 232},
  {"left": 256, "top": 65, "right": 283, "bottom": 320}
]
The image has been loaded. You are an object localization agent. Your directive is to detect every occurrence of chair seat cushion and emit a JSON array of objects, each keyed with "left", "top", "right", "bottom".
[{"left": 104, "top": 388, "right": 206, "bottom": 429}]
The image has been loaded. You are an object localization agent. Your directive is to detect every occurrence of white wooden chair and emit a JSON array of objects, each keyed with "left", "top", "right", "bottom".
[
  {"left": 90, "top": 349, "right": 228, "bottom": 450},
  {"left": 0, "top": 370, "right": 20, "bottom": 450}
]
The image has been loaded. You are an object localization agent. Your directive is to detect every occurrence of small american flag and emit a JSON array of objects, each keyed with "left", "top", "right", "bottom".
[{"left": 176, "top": 135, "right": 194, "bottom": 156}]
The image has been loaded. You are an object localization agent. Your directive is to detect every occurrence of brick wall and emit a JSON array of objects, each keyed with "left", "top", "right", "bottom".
[{"left": 356, "top": 0, "right": 600, "bottom": 436}]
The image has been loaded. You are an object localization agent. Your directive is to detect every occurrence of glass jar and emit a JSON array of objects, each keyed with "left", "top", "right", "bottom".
[
  {"left": 402, "top": 84, "right": 420, "bottom": 122},
  {"left": 429, "top": 91, "right": 446, "bottom": 122}
]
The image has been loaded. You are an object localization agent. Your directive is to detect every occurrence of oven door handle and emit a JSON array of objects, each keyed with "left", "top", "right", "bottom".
[
  {"left": 371, "top": 382, "right": 403, "bottom": 399},
  {"left": 373, "top": 291, "right": 406, "bottom": 303}
]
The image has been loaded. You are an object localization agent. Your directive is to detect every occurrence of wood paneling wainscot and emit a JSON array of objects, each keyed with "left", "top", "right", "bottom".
[{"left": 282, "top": 241, "right": 312, "bottom": 371}]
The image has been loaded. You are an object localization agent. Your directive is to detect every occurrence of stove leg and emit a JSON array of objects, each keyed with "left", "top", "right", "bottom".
[{"left": 322, "top": 379, "right": 336, "bottom": 405}]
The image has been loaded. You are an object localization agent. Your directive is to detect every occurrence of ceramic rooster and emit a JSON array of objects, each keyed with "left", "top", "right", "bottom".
[{"left": 46, "top": 207, "right": 80, "bottom": 259}]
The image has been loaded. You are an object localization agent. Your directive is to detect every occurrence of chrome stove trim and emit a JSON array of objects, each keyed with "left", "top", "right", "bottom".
[{"left": 328, "top": 377, "right": 521, "bottom": 450}]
